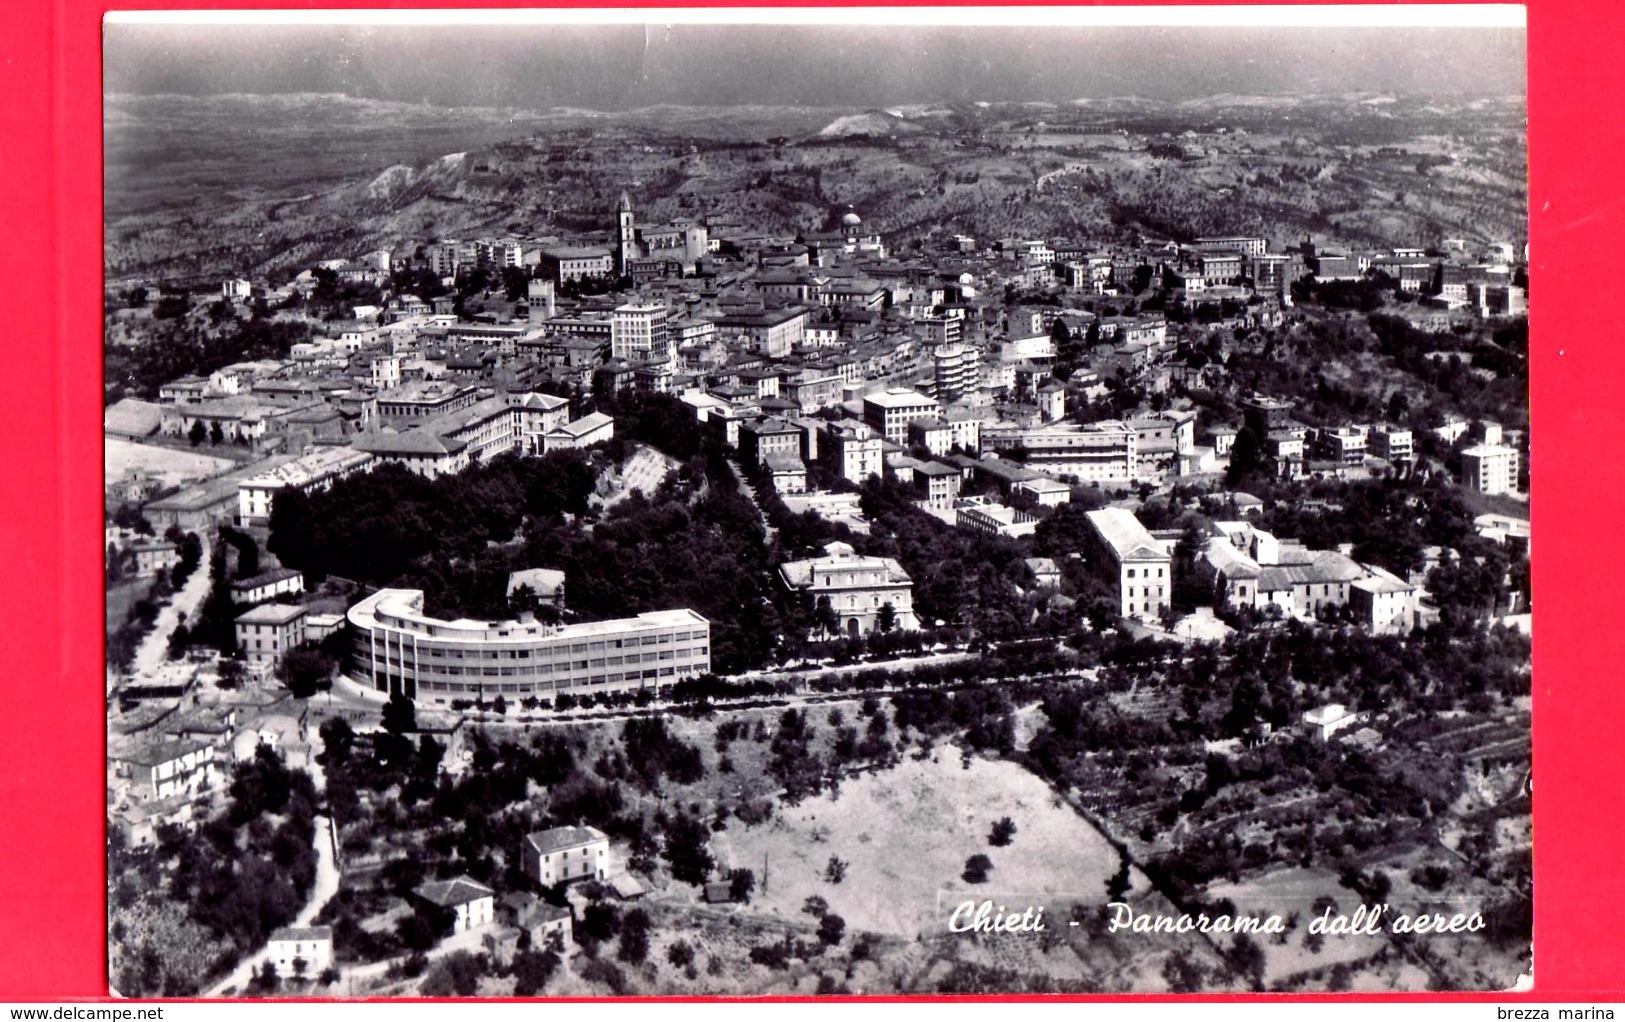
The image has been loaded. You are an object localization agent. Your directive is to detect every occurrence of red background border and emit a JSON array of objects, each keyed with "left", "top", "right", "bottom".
[{"left": 2, "top": 0, "right": 1618, "bottom": 1001}]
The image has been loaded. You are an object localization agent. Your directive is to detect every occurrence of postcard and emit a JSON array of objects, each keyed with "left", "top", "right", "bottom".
[{"left": 100, "top": 7, "right": 1532, "bottom": 997}]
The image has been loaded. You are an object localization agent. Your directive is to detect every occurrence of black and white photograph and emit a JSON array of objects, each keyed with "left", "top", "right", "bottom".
[{"left": 101, "top": 7, "right": 1532, "bottom": 997}]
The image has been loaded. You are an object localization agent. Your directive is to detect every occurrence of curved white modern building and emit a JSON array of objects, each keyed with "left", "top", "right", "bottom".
[{"left": 346, "top": 589, "right": 711, "bottom": 703}]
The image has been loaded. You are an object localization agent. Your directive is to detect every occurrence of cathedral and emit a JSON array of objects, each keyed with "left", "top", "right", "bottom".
[{"left": 614, "top": 192, "right": 710, "bottom": 279}]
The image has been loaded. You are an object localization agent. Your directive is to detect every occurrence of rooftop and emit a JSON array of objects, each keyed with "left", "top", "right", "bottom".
[
  {"left": 1086, "top": 507, "right": 1167, "bottom": 562},
  {"left": 230, "top": 568, "right": 303, "bottom": 591},
  {"left": 235, "top": 603, "right": 308, "bottom": 626},
  {"left": 269, "top": 926, "right": 333, "bottom": 944},
  {"left": 525, "top": 825, "right": 608, "bottom": 855},
  {"left": 349, "top": 589, "right": 707, "bottom": 644},
  {"left": 551, "top": 412, "right": 614, "bottom": 439},
  {"left": 414, "top": 875, "right": 495, "bottom": 908},
  {"left": 863, "top": 388, "right": 937, "bottom": 409}
]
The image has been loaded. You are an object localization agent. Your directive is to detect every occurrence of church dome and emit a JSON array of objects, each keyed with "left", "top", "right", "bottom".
[{"left": 840, "top": 211, "right": 863, "bottom": 227}]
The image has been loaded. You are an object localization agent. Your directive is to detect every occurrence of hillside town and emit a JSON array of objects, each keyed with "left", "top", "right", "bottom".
[{"left": 106, "top": 163, "right": 1531, "bottom": 997}]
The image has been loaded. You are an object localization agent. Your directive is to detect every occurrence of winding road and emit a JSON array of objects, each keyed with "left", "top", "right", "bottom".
[{"left": 205, "top": 808, "right": 340, "bottom": 995}]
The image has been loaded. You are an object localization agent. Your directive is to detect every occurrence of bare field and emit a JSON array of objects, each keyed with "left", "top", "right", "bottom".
[
  {"left": 1205, "top": 867, "right": 1402, "bottom": 988},
  {"left": 717, "top": 752, "right": 1123, "bottom": 939},
  {"left": 105, "top": 437, "right": 236, "bottom": 487}
]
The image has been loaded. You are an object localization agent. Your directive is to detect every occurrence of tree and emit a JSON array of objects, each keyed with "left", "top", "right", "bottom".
[
  {"left": 278, "top": 642, "right": 335, "bottom": 699},
  {"left": 817, "top": 913, "right": 847, "bottom": 946},
  {"left": 876, "top": 602, "right": 897, "bottom": 634},
  {"left": 1229, "top": 934, "right": 1266, "bottom": 989},
  {"left": 963, "top": 854, "right": 993, "bottom": 884},
  {"left": 419, "top": 950, "right": 484, "bottom": 996},
  {"left": 728, "top": 868, "right": 756, "bottom": 904},
  {"left": 666, "top": 940, "right": 695, "bottom": 969},
  {"left": 1225, "top": 427, "right": 1262, "bottom": 487},
  {"left": 511, "top": 948, "right": 560, "bottom": 996},
  {"left": 802, "top": 895, "right": 829, "bottom": 918},
  {"left": 988, "top": 817, "right": 1017, "bottom": 847},
  {"left": 1161, "top": 949, "right": 1206, "bottom": 992},
  {"left": 617, "top": 908, "right": 651, "bottom": 964},
  {"left": 254, "top": 960, "right": 279, "bottom": 993},
  {"left": 383, "top": 693, "right": 417, "bottom": 735},
  {"left": 662, "top": 811, "right": 715, "bottom": 885},
  {"left": 188, "top": 420, "right": 206, "bottom": 447},
  {"left": 813, "top": 595, "right": 838, "bottom": 637},
  {"left": 210, "top": 421, "right": 225, "bottom": 445},
  {"left": 824, "top": 856, "right": 847, "bottom": 884},
  {"left": 217, "top": 657, "right": 246, "bottom": 690},
  {"left": 319, "top": 717, "right": 355, "bottom": 768},
  {"left": 1105, "top": 858, "right": 1132, "bottom": 901}
]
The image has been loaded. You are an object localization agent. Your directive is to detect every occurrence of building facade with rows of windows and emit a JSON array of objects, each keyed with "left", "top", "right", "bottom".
[{"left": 346, "top": 589, "right": 710, "bottom": 703}]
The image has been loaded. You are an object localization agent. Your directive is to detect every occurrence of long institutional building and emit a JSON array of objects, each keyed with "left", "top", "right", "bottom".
[{"left": 346, "top": 589, "right": 711, "bottom": 703}]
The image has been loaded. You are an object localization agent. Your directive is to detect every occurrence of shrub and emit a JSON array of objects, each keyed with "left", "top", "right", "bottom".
[
  {"left": 988, "top": 817, "right": 1017, "bottom": 847},
  {"left": 963, "top": 854, "right": 993, "bottom": 884}
]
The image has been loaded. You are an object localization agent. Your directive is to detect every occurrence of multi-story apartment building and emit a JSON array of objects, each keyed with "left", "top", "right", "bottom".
[
  {"left": 913, "top": 461, "right": 962, "bottom": 511},
  {"left": 1312, "top": 425, "right": 1369, "bottom": 465},
  {"left": 932, "top": 343, "right": 980, "bottom": 403},
  {"left": 427, "top": 241, "right": 463, "bottom": 277},
  {"left": 862, "top": 388, "right": 942, "bottom": 444},
  {"left": 611, "top": 302, "right": 671, "bottom": 363},
  {"left": 1085, "top": 507, "right": 1173, "bottom": 622},
  {"left": 508, "top": 391, "right": 572, "bottom": 456},
  {"left": 237, "top": 447, "right": 376, "bottom": 525},
  {"left": 984, "top": 421, "right": 1137, "bottom": 483},
  {"left": 346, "top": 589, "right": 711, "bottom": 702},
  {"left": 824, "top": 421, "right": 885, "bottom": 483},
  {"left": 783, "top": 374, "right": 844, "bottom": 414},
  {"left": 738, "top": 417, "right": 803, "bottom": 467},
  {"left": 1368, "top": 424, "right": 1414, "bottom": 464},
  {"left": 108, "top": 740, "right": 219, "bottom": 803},
  {"left": 1461, "top": 443, "right": 1521, "bottom": 495},
  {"left": 235, "top": 603, "right": 309, "bottom": 667},
  {"left": 523, "top": 826, "right": 611, "bottom": 887}
]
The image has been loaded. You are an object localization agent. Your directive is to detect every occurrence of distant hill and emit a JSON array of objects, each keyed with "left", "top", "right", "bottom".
[
  {"left": 816, "top": 109, "right": 924, "bottom": 139},
  {"left": 102, "top": 91, "right": 1528, "bottom": 283}
]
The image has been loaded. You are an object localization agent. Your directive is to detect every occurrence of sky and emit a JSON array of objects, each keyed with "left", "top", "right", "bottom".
[{"left": 103, "top": 22, "right": 1526, "bottom": 110}]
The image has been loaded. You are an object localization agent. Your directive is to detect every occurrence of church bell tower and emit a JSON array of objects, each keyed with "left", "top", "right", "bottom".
[{"left": 616, "top": 191, "right": 636, "bottom": 277}]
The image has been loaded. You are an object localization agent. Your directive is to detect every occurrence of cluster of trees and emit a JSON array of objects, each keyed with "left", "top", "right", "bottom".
[
  {"left": 107, "top": 573, "right": 172, "bottom": 673},
  {"left": 268, "top": 394, "right": 791, "bottom": 673},
  {"left": 892, "top": 685, "right": 1018, "bottom": 756},
  {"left": 103, "top": 311, "right": 312, "bottom": 406},
  {"left": 1367, "top": 312, "right": 1528, "bottom": 429},
  {"left": 267, "top": 450, "right": 598, "bottom": 598},
  {"left": 1245, "top": 475, "right": 1478, "bottom": 579},
  {"left": 109, "top": 749, "right": 319, "bottom": 994},
  {"left": 1013, "top": 617, "right": 1529, "bottom": 906},
  {"left": 853, "top": 476, "right": 1039, "bottom": 638}
]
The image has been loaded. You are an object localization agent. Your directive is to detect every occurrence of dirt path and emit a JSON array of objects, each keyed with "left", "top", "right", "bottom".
[
  {"left": 130, "top": 537, "right": 212, "bottom": 677},
  {"left": 207, "top": 789, "right": 340, "bottom": 995}
]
